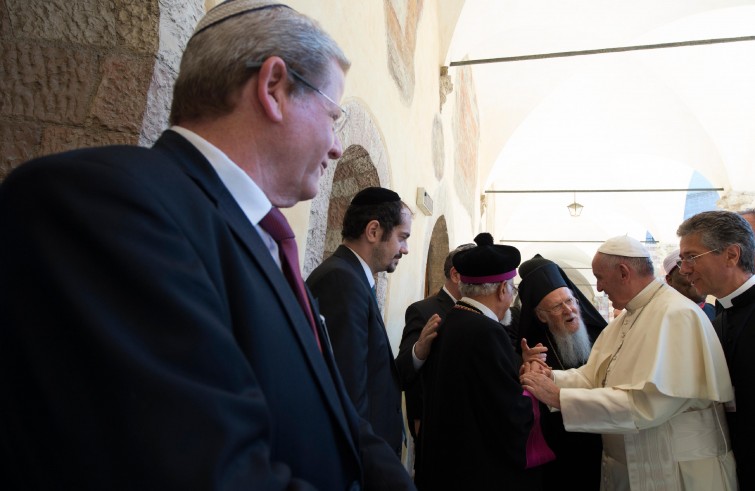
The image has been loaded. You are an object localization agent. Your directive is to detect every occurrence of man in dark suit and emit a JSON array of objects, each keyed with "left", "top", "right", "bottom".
[
  {"left": 307, "top": 187, "right": 412, "bottom": 457},
  {"left": 678, "top": 210, "right": 755, "bottom": 490},
  {"left": 396, "top": 243, "right": 473, "bottom": 464},
  {"left": 0, "top": 2, "right": 414, "bottom": 490}
]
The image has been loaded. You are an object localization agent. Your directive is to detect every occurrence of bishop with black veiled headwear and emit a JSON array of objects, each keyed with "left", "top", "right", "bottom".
[{"left": 517, "top": 254, "right": 605, "bottom": 490}]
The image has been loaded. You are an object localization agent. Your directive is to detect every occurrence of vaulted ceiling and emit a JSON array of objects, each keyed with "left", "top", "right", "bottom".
[{"left": 443, "top": 0, "right": 755, "bottom": 278}]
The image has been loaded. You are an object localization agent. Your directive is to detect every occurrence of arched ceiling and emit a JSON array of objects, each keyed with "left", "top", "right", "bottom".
[{"left": 444, "top": 0, "right": 755, "bottom": 283}]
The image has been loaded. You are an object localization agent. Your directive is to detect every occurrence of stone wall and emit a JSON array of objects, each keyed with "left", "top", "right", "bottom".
[{"left": 0, "top": 0, "right": 202, "bottom": 180}]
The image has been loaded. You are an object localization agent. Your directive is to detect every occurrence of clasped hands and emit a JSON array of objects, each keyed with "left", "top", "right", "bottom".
[{"left": 519, "top": 338, "right": 562, "bottom": 409}]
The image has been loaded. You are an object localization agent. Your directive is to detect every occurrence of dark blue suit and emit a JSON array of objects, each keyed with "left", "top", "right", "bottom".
[
  {"left": 307, "top": 245, "right": 404, "bottom": 456},
  {"left": 0, "top": 131, "right": 413, "bottom": 491}
]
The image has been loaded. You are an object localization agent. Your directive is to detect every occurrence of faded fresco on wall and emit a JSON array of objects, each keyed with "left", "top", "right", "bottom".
[
  {"left": 431, "top": 113, "right": 444, "bottom": 180},
  {"left": 384, "top": 0, "right": 424, "bottom": 105},
  {"left": 452, "top": 65, "right": 480, "bottom": 219}
]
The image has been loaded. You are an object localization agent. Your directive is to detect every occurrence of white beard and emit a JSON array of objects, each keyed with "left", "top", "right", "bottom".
[
  {"left": 550, "top": 318, "right": 592, "bottom": 368},
  {"left": 499, "top": 308, "right": 513, "bottom": 326}
]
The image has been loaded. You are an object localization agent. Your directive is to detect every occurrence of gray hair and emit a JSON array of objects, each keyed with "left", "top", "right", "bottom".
[
  {"left": 459, "top": 280, "right": 513, "bottom": 298},
  {"left": 170, "top": 2, "right": 350, "bottom": 125},
  {"left": 443, "top": 243, "right": 475, "bottom": 279},
  {"left": 598, "top": 253, "right": 654, "bottom": 277},
  {"left": 677, "top": 210, "right": 755, "bottom": 274}
]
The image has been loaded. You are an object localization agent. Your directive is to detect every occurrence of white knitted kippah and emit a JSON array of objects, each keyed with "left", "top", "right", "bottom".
[
  {"left": 192, "top": 0, "right": 291, "bottom": 38},
  {"left": 663, "top": 249, "right": 681, "bottom": 274},
  {"left": 597, "top": 235, "right": 651, "bottom": 258}
]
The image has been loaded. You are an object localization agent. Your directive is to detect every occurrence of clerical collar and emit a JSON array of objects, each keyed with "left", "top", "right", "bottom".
[
  {"left": 344, "top": 246, "right": 375, "bottom": 289},
  {"left": 718, "top": 274, "right": 755, "bottom": 309},
  {"left": 624, "top": 279, "right": 665, "bottom": 314},
  {"left": 442, "top": 285, "right": 458, "bottom": 303},
  {"left": 458, "top": 297, "right": 498, "bottom": 322}
]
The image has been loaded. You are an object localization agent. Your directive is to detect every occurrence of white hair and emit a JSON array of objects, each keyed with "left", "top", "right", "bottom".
[
  {"left": 550, "top": 318, "right": 592, "bottom": 367},
  {"left": 459, "top": 280, "right": 513, "bottom": 298}
]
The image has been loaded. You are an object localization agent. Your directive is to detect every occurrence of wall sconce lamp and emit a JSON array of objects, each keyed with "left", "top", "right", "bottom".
[{"left": 567, "top": 192, "right": 583, "bottom": 217}]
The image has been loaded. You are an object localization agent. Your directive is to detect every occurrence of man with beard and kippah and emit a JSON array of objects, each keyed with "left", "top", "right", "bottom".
[
  {"left": 307, "top": 186, "right": 413, "bottom": 459},
  {"left": 521, "top": 235, "right": 736, "bottom": 491},
  {"left": 417, "top": 233, "right": 551, "bottom": 491},
  {"left": 517, "top": 255, "right": 605, "bottom": 490}
]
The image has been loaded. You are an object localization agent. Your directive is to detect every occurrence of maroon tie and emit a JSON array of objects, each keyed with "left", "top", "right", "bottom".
[{"left": 259, "top": 207, "right": 322, "bottom": 351}]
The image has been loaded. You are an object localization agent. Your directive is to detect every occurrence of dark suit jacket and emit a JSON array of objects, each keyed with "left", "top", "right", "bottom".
[
  {"left": 396, "top": 288, "right": 455, "bottom": 439},
  {"left": 306, "top": 245, "right": 404, "bottom": 455},
  {"left": 714, "top": 283, "right": 755, "bottom": 490},
  {"left": 417, "top": 305, "right": 539, "bottom": 490},
  {"left": 702, "top": 302, "right": 716, "bottom": 321},
  {"left": 0, "top": 131, "right": 413, "bottom": 491}
]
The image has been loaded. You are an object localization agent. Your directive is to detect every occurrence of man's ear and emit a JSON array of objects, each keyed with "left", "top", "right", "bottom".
[
  {"left": 724, "top": 243, "right": 742, "bottom": 268},
  {"left": 450, "top": 267, "right": 461, "bottom": 284},
  {"left": 497, "top": 281, "right": 508, "bottom": 301},
  {"left": 618, "top": 263, "right": 631, "bottom": 281},
  {"left": 255, "top": 56, "right": 289, "bottom": 123},
  {"left": 535, "top": 309, "right": 547, "bottom": 324},
  {"left": 364, "top": 220, "right": 382, "bottom": 244}
]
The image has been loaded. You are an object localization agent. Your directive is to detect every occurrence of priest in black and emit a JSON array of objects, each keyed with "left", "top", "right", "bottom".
[
  {"left": 677, "top": 210, "right": 755, "bottom": 489},
  {"left": 517, "top": 255, "right": 605, "bottom": 490},
  {"left": 417, "top": 233, "right": 545, "bottom": 490}
]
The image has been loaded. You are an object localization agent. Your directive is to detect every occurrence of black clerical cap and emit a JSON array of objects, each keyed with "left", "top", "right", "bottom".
[
  {"left": 453, "top": 233, "right": 520, "bottom": 284},
  {"left": 518, "top": 255, "right": 568, "bottom": 309},
  {"left": 350, "top": 187, "right": 401, "bottom": 206}
]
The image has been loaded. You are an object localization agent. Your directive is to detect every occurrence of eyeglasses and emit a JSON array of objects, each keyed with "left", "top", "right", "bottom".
[
  {"left": 539, "top": 297, "right": 578, "bottom": 315},
  {"left": 676, "top": 249, "right": 719, "bottom": 268},
  {"left": 246, "top": 60, "right": 348, "bottom": 132}
]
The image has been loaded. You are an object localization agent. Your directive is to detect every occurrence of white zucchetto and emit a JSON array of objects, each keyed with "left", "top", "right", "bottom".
[{"left": 597, "top": 235, "right": 651, "bottom": 258}]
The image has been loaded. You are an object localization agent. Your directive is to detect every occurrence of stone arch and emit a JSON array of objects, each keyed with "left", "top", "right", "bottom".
[
  {"left": 305, "top": 99, "right": 391, "bottom": 304},
  {"left": 322, "top": 146, "right": 381, "bottom": 260},
  {"left": 424, "top": 216, "right": 449, "bottom": 297}
]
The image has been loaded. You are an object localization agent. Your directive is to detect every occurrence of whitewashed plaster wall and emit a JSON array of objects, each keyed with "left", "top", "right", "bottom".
[{"left": 284, "top": 0, "right": 476, "bottom": 351}]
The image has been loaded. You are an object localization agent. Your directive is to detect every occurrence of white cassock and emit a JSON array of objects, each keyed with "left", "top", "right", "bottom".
[{"left": 553, "top": 280, "right": 737, "bottom": 491}]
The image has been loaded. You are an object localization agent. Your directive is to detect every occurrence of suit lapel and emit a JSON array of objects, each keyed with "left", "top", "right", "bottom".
[
  {"left": 333, "top": 245, "right": 399, "bottom": 373},
  {"left": 437, "top": 288, "right": 456, "bottom": 310},
  {"left": 333, "top": 245, "right": 382, "bottom": 318},
  {"left": 152, "top": 131, "right": 358, "bottom": 457}
]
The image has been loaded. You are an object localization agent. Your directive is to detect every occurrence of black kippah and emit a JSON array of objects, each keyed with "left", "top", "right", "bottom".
[{"left": 351, "top": 187, "right": 401, "bottom": 206}]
